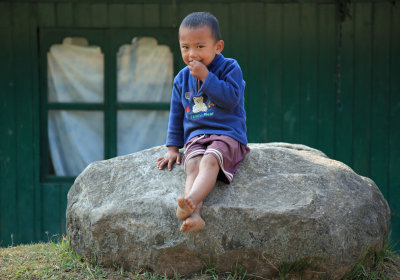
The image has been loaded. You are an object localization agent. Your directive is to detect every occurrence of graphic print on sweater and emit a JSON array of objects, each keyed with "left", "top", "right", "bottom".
[
  {"left": 193, "top": 96, "right": 208, "bottom": 113},
  {"left": 184, "top": 92, "right": 216, "bottom": 120}
]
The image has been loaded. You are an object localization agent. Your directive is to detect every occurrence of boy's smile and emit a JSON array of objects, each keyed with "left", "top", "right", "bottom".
[{"left": 179, "top": 26, "right": 224, "bottom": 68}]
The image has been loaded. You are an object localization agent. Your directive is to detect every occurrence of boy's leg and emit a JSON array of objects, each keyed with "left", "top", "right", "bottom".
[
  {"left": 184, "top": 156, "right": 201, "bottom": 197},
  {"left": 187, "top": 154, "right": 220, "bottom": 205},
  {"left": 179, "top": 154, "right": 220, "bottom": 232},
  {"left": 178, "top": 155, "right": 207, "bottom": 232},
  {"left": 177, "top": 154, "right": 220, "bottom": 218},
  {"left": 176, "top": 155, "right": 202, "bottom": 220}
]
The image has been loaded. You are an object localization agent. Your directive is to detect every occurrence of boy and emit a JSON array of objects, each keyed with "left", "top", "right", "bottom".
[{"left": 157, "top": 12, "right": 249, "bottom": 233}]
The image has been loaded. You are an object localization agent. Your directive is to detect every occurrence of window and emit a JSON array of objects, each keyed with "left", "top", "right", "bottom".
[{"left": 39, "top": 28, "right": 179, "bottom": 181}]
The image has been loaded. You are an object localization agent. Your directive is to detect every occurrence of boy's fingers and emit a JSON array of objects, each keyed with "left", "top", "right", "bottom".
[
  {"left": 168, "top": 160, "right": 173, "bottom": 171},
  {"left": 157, "top": 157, "right": 167, "bottom": 169},
  {"left": 177, "top": 154, "right": 181, "bottom": 164}
]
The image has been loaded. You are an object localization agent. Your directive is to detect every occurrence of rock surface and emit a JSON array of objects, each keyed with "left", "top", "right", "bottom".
[{"left": 66, "top": 143, "right": 390, "bottom": 279}]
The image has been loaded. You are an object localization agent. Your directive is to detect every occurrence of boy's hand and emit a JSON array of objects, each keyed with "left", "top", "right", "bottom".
[
  {"left": 157, "top": 146, "right": 181, "bottom": 171},
  {"left": 189, "top": 60, "right": 209, "bottom": 82}
]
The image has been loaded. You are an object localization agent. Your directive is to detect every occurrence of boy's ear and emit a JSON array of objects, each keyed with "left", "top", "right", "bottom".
[{"left": 215, "top": 40, "right": 224, "bottom": 54}]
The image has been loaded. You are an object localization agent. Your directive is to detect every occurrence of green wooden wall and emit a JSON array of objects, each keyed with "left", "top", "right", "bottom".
[{"left": 0, "top": 0, "right": 399, "bottom": 248}]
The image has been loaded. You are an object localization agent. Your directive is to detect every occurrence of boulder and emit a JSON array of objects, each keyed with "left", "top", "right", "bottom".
[{"left": 66, "top": 143, "right": 390, "bottom": 279}]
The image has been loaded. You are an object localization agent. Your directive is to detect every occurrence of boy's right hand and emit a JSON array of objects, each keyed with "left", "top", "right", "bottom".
[{"left": 156, "top": 146, "right": 181, "bottom": 171}]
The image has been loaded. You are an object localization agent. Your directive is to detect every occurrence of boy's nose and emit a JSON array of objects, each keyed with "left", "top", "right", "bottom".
[{"left": 189, "top": 50, "right": 197, "bottom": 59}]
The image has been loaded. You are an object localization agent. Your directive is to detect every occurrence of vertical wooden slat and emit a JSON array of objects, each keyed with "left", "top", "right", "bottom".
[
  {"left": 282, "top": 3, "right": 300, "bottom": 144},
  {"left": 210, "top": 4, "right": 230, "bottom": 58},
  {"left": 317, "top": 4, "right": 336, "bottom": 158},
  {"left": 74, "top": 3, "right": 91, "bottom": 27},
  {"left": 265, "top": 4, "right": 283, "bottom": 142},
  {"left": 299, "top": 3, "right": 318, "bottom": 148},
  {"left": 178, "top": 3, "right": 193, "bottom": 21},
  {"left": 335, "top": 4, "right": 354, "bottom": 167},
  {"left": 13, "top": 2, "right": 35, "bottom": 244},
  {"left": 0, "top": 1, "right": 13, "bottom": 246},
  {"left": 109, "top": 4, "right": 125, "bottom": 27},
  {"left": 37, "top": 2, "right": 56, "bottom": 27},
  {"left": 246, "top": 3, "right": 264, "bottom": 142},
  {"left": 0, "top": 2, "right": 11, "bottom": 27},
  {"left": 335, "top": 4, "right": 354, "bottom": 166},
  {"left": 178, "top": 3, "right": 198, "bottom": 21},
  {"left": 125, "top": 4, "right": 144, "bottom": 27},
  {"left": 389, "top": 3, "right": 400, "bottom": 247},
  {"left": 143, "top": 4, "right": 160, "bottom": 27},
  {"left": 0, "top": 27, "right": 17, "bottom": 247},
  {"left": 160, "top": 3, "right": 174, "bottom": 28},
  {"left": 60, "top": 184, "right": 72, "bottom": 235},
  {"left": 353, "top": 2, "right": 372, "bottom": 176},
  {"left": 370, "top": 2, "right": 391, "bottom": 198},
  {"left": 56, "top": 2, "right": 73, "bottom": 27},
  {"left": 178, "top": 3, "right": 212, "bottom": 22},
  {"left": 42, "top": 184, "right": 61, "bottom": 238},
  {"left": 230, "top": 2, "right": 248, "bottom": 136},
  {"left": 38, "top": 29, "right": 51, "bottom": 188},
  {"left": 30, "top": 4, "right": 42, "bottom": 244},
  {"left": 92, "top": 3, "right": 108, "bottom": 28}
]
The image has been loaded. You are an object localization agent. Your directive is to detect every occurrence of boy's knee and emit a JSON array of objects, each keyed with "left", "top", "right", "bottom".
[
  {"left": 201, "top": 154, "right": 219, "bottom": 169},
  {"left": 185, "top": 155, "right": 202, "bottom": 174}
]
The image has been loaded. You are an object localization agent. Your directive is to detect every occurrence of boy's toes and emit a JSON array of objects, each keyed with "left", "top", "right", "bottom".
[
  {"left": 180, "top": 215, "right": 205, "bottom": 233},
  {"left": 176, "top": 197, "right": 195, "bottom": 220},
  {"left": 184, "top": 197, "right": 195, "bottom": 211},
  {"left": 177, "top": 197, "right": 185, "bottom": 208},
  {"left": 180, "top": 221, "right": 188, "bottom": 232}
]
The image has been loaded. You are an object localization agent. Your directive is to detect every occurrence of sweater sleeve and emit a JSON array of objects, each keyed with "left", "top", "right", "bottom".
[
  {"left": 200, "top": 61, "right": 245, "bottom": 109},
  {"left": 166, "top": 82, "right": 184, "bottom": 147}
]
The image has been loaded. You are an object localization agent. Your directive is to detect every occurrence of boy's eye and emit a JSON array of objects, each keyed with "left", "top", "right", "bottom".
[
  {"left": 197, "top": 45, "right": 204, "bottom": 49},
  {"left": 181, "top": 46, "right": 188, "bottom": 50}
]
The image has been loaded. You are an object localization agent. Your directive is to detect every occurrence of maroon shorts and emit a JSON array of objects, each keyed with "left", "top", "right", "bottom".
[{"left": 182, "top": 134, "right": 250, "bottom": 183}]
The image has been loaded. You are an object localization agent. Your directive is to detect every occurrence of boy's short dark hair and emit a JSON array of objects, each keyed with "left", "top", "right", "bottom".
[{"left": 180, "top": 12, "right": 221, "bottom": 41}]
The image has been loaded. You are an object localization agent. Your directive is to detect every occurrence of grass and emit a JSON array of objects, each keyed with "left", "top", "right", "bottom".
[
  {"left": 342, "top": 240, "right": 400, "bottom": 280},
  {"left": 0, "top": 236, "right": 399, "bottom": 280},
  {"left": 0, "top": 236, "right": 135, "bottom": 280}
]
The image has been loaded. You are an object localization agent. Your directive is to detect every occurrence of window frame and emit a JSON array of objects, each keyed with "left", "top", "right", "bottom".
[{"left": 39, "top": 27, "right": 179, "bottom": 183}]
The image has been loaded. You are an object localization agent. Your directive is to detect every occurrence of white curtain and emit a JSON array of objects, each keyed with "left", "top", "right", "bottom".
[
  {"left": 117, "top": 111, "right": 170, "bottom": 156},
  {"left": 117, "top": 37, "right": 173, "bottom": 102},
  {"left": 48, "top": 37, "right": 104, "bottom": 103},
  {"left": 48, "top": 110, "right": 104, "bottom": 176},
  {"left": 47, "top": 37, "right": 173, "bottom": 176}
]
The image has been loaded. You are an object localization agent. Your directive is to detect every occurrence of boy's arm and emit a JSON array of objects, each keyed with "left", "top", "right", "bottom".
[
  {"left": 157, "top": 81, "right": 184, "bottom": 171},
  {"left": 166, "top": 82, "right": 185, "bottom": 148},
  {"left": 200, "top": 61, "right": 245, "bottom": 109}
]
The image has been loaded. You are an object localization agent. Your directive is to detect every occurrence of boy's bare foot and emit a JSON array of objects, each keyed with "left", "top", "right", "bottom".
[
  {"left": 176, "top": 197, "right": 196, "bottom": 220},
  {"left": 180, "top": 213, "right": 205, "bottom": 233}
]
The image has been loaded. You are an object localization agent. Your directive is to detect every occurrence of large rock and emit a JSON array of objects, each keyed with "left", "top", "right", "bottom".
[{"left": 66, "top": 143, "right": 390, "bottom": 279}]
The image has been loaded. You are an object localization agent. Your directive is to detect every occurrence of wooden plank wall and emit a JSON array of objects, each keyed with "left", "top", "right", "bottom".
[
  {"left": 0, "top": 1, "right": 399, "bottom": 247},
  {"left": 0, "top": 2, "right": 38, "bottom": 246}
]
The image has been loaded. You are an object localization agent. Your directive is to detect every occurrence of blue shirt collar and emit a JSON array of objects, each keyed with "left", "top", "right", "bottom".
[{"left": 207, "top": 53, "right": 224, "bottom": 71}]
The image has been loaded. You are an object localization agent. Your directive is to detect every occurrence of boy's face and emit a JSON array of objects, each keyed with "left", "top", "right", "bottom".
[{"left": 179, "top": 25, "right": 224, "bottom": 67}]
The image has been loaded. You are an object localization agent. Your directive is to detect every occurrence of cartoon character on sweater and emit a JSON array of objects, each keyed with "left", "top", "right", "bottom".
[{"left": 192, "top": 96, "right": 208, "bottom": 113}]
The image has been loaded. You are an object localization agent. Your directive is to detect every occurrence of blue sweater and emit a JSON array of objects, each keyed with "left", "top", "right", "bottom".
[{"left": 166, "top": 54, "right": 248, "bottom": 147}]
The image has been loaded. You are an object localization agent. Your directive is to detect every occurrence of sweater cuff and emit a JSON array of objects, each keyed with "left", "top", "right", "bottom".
[
  {"left": 166, "top": 139, "right": 184, "bottom": 148},
  {"left": 200, "top": 71, "right": 216, "bottom": 96}
]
